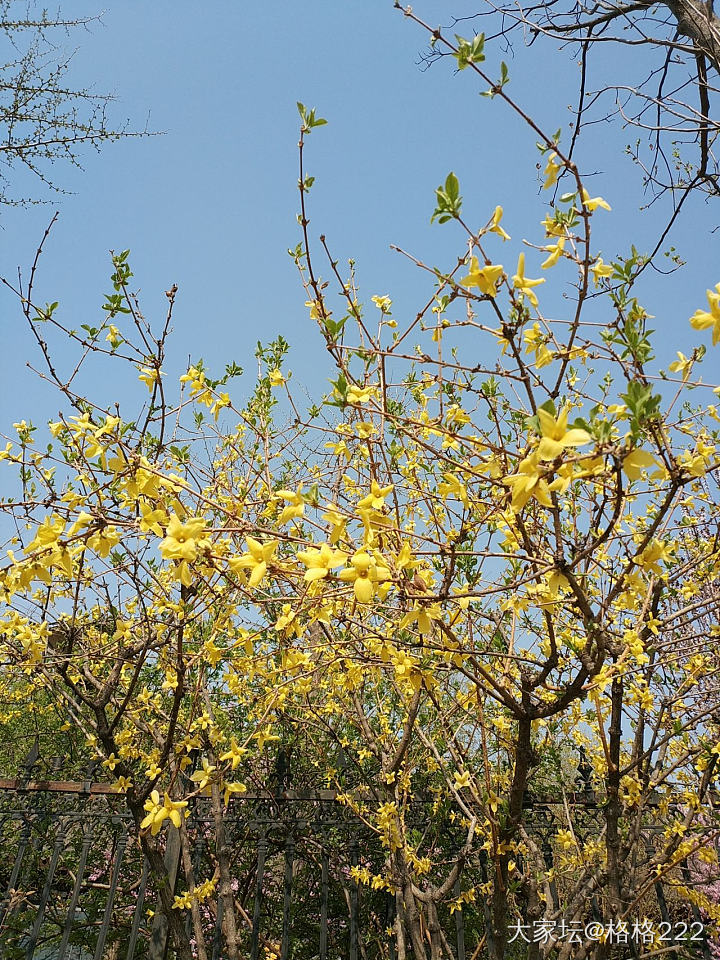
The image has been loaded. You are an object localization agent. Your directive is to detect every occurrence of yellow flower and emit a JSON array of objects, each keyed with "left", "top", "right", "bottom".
[
  {"left": 357, "top": 480, "right": 394, "bottom": 510},
  {"left": 338, "top": 551, "right": 391, "bottom": 602},
  {"left": 437, "top": 472, "right": 468, "bottom": 506},
  {"left": 138, "top": 366, "right": 163, "bottom": 392},
  {"left": 371, "top": 295, "right": 392, "bottom": 313},
  {"left": 269, "top": 369, "right": 286, "bottom": 387},
  {"left": 356, "top": 422, "right": 376, "bottom": 439},
  {"left": 543, "top": 152, "right": 562, "bottom": 189},
  {"left": 461, "top": 256, "right": 504, "bottom": 297},
  {"left": 229, "top": 537, "right": 278, "bottom": 587},
  {"left": 296, "top": 542, "right": 348, "bottom": 582},
  {"left": 139, "top": 503, "right": 168, "bottom": 538},
  {"left": 323, "top": 504, "right": 349, "bottom": 544},
  {"left": 637, "top": 539, "right": 673, "bottom": 575},
  {"left": 305, "top": 299, "right": 323, "bottom": 320},
  {"left": 535, "top": 407, "right": 592, "bottom": 460},
  {"left": 541, "top": 237, "right": 565, "bottom": 269},
  {"left": 140, "top": 791, "right": 188, "bottom": 835},
  {"left": 504, "top": 451, "right": 553, "bottom": 511},
  {"left": 346, "top": 385, "right": 376, "bottom": 404},
  {"left": 219, "top": 738, "right": 248, "bottom": 770},
  {"left": 555, "top": 829, "right": 575, "bottom": 850},
  {"left": 668, "top": 351, "right": 693, "bottom": 380},
  {"left": 276, "top": 486, "right": 305, "bottom": 525},
  {"left": 105, "top": 324, "right": 123, "bottom": 348},
  {"left": 581, "top": 188, "right": 611, "bottom": 212},
  {"left": 190, "top": 758, "right": 217, "bottom": 794},
  {"left": 88, "top": 526, "right": 121, "bottom": 558},
  {"left": 512, "top": 253, "right": 545, "bottom": 307},
  {"left": 541, "top": 213, "right": 565, "bottom": 238},
  {"left": 488, "top": 205, "right": 510, "bottom": 240},
  {"left": 622, "top": 448, "right": 660, "bottom": 481},
  {"left": 454, "top": 770, "right": 471, "bottom": 789},
  {"left": 399, "top": 602, "right": 442, "bottom": 634},
  {"left": 160, "top": 515, "right": 210, "bottom": 562},
  {"left": 689, "top": 283, "right": 720, "bottom": 345},
  {"left": 591, "top": 258, "right": 613, "bottom": 287},
  {"left": 224, "top": 781, "right": 247, "bottom": 806}
]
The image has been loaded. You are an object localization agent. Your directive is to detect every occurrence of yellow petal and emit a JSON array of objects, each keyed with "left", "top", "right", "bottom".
[
  {"left": 537, "top": 437, "right": 564, "bottom": 460},
  {"left": 354, "top": 578, "right": 374, "bottom": 603},
  {"left": 248, "top": 561, "right": 267, "bottom": 587},
  {"left": 561, "top": 428, "right": 592, "bottom": 447}
]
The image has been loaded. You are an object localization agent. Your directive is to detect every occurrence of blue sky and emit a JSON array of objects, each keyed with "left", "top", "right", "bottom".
[{"left": 1, "top": 0, "right": 717, "bottom": 435}]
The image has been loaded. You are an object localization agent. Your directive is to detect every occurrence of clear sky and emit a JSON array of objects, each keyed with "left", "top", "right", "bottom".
[{"left": 1, "top": 0, "right": 718, "bottom": 435}]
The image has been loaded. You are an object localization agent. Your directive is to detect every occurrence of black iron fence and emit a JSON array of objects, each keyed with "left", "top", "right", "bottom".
[
  {"left": 0, "top": 779, "right": 402, "bottom": 960},
  {"left": 0, "top": 775, "right": 714, "bottom": 959}
]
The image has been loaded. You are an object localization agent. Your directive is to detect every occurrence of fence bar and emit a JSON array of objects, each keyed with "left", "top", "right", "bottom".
[
  {"left": 280, "top": 834, "right": 295, "bottom": 960},
  {"left": 24, "top": 822, "right": 68, "bottom": 959},
  {"left": 319, "top": 846, "right": 329, "bottom": 960},
  {"left": 478, "top": 851, "right": 496, "bottom": 959},
  {"left": 386, "top": 892, "right": 396, "bottom": 960},
  {"left": 681, "top": 860, "right": 711, "bottom": 960},
  {"left": 184, "top": 824, "right": 206, "bottom": 941},
  {"left": 93, "top": 826, "right": 129, "bottom": 960},
  {"left": 349, "top": 840, "right": 359, "bottom": 960},
  {"left": 0, "top": 812, "right": 32, "bottom": 931},
  {"left": 58, "top": 823, "right": 94, "bottom": 960},
  {"left": 454, "top": 879, "right": 466, "bottom": 960},
  {"left": 249, "top": 833, "right": 267, "bottom": 960},
  {"left": 125, "top": 857, "right": 149, "bottom": 960}
]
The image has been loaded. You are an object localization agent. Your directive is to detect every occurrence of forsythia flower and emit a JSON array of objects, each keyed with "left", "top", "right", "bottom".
[
  {"left": 105, "top": 324, "right": 122, "bottom": 348},
  {"left": 535, "top": 407, "right": 592, "bottom": 461},
  {"left": 357, "top": 481, "right": 394, "bottom": 510},
  {"left": 581, "top": 188, "right": 611, "bottom": 212},
  {"left": 555, "top": 829, "right": 575, "bottom": 850},
  {"left": 219, "top": 739, "right": 248, "bottom": 770},
  {"left": 229, "top": 537, "right": 278, "bottom": 587},
  {"left": 338, "top": 551, "right": 391, "bottom": 602},
  {"left": 296, "top": 542, "right": 348, "bottom": 582},
  {"left": 512, "top": 253, "right": 545, "bottom": 307},
  {"left": 591, "top": 258, "right": 613, "bottom": 287},
  {"left": 371, "top": 295, "right": 392, "bottom": 312},
  {"left": 138, "top": 366, "right": 163, "bottom": 392},
  {"left": 346, "top": 385, "right": 376, "bottom": 404},
  {"left": 140, "top": 791, "right": 188, "bottom": 835},
  {"left": 488, "top": 205, "right": 510, "bottom": 240},
  {"left": 504, "top": 451, "right": 553, "bottom": 511},
  {"left": 276, "top": 487, "right": 305, "bottom": 525},
  {"left": 190, "top": 758, "right": 217, "bottom": 793},
  {"left": 454, "top": 770, "right": 471, "bottom": 789},
  {"left": 668, "top": 351, "right": 693, "bottom": 379},
  {"left": 622, "top": 448, "right": 660, "bottom": 481},
  {"left": 543, "top": 152, "right": 562, "bottom": 189},
  {"left": 224, "top": 781, "right": 248, "bottom": 806},
  {"left": 461, "top": 256, "right": 504, "bottom": 297},
  {"left": 541, "top": 237, "right": 565, "bottom": 269},
  {"left": 689, "top": 283, "right": 720, "bottom": 345},
  {"left": 160, "top": 515, "right": 210, "bottom": 562}
]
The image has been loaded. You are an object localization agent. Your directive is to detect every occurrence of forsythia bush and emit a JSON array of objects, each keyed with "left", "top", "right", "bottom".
[{"left": 1, "top": 22, "right": 719, "bottom": 960}]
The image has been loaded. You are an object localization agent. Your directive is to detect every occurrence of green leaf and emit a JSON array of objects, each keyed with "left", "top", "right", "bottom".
[
  {"left": 454, "top": 33, "right": 485, "bottom": 70},
  {"left": 430, "top": 171, "right": 463, "bottom": 224}
]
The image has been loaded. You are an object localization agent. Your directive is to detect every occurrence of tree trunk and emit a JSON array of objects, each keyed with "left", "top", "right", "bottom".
[{"left": 665, "top": 0, "right": 720, "bottom": 73}]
